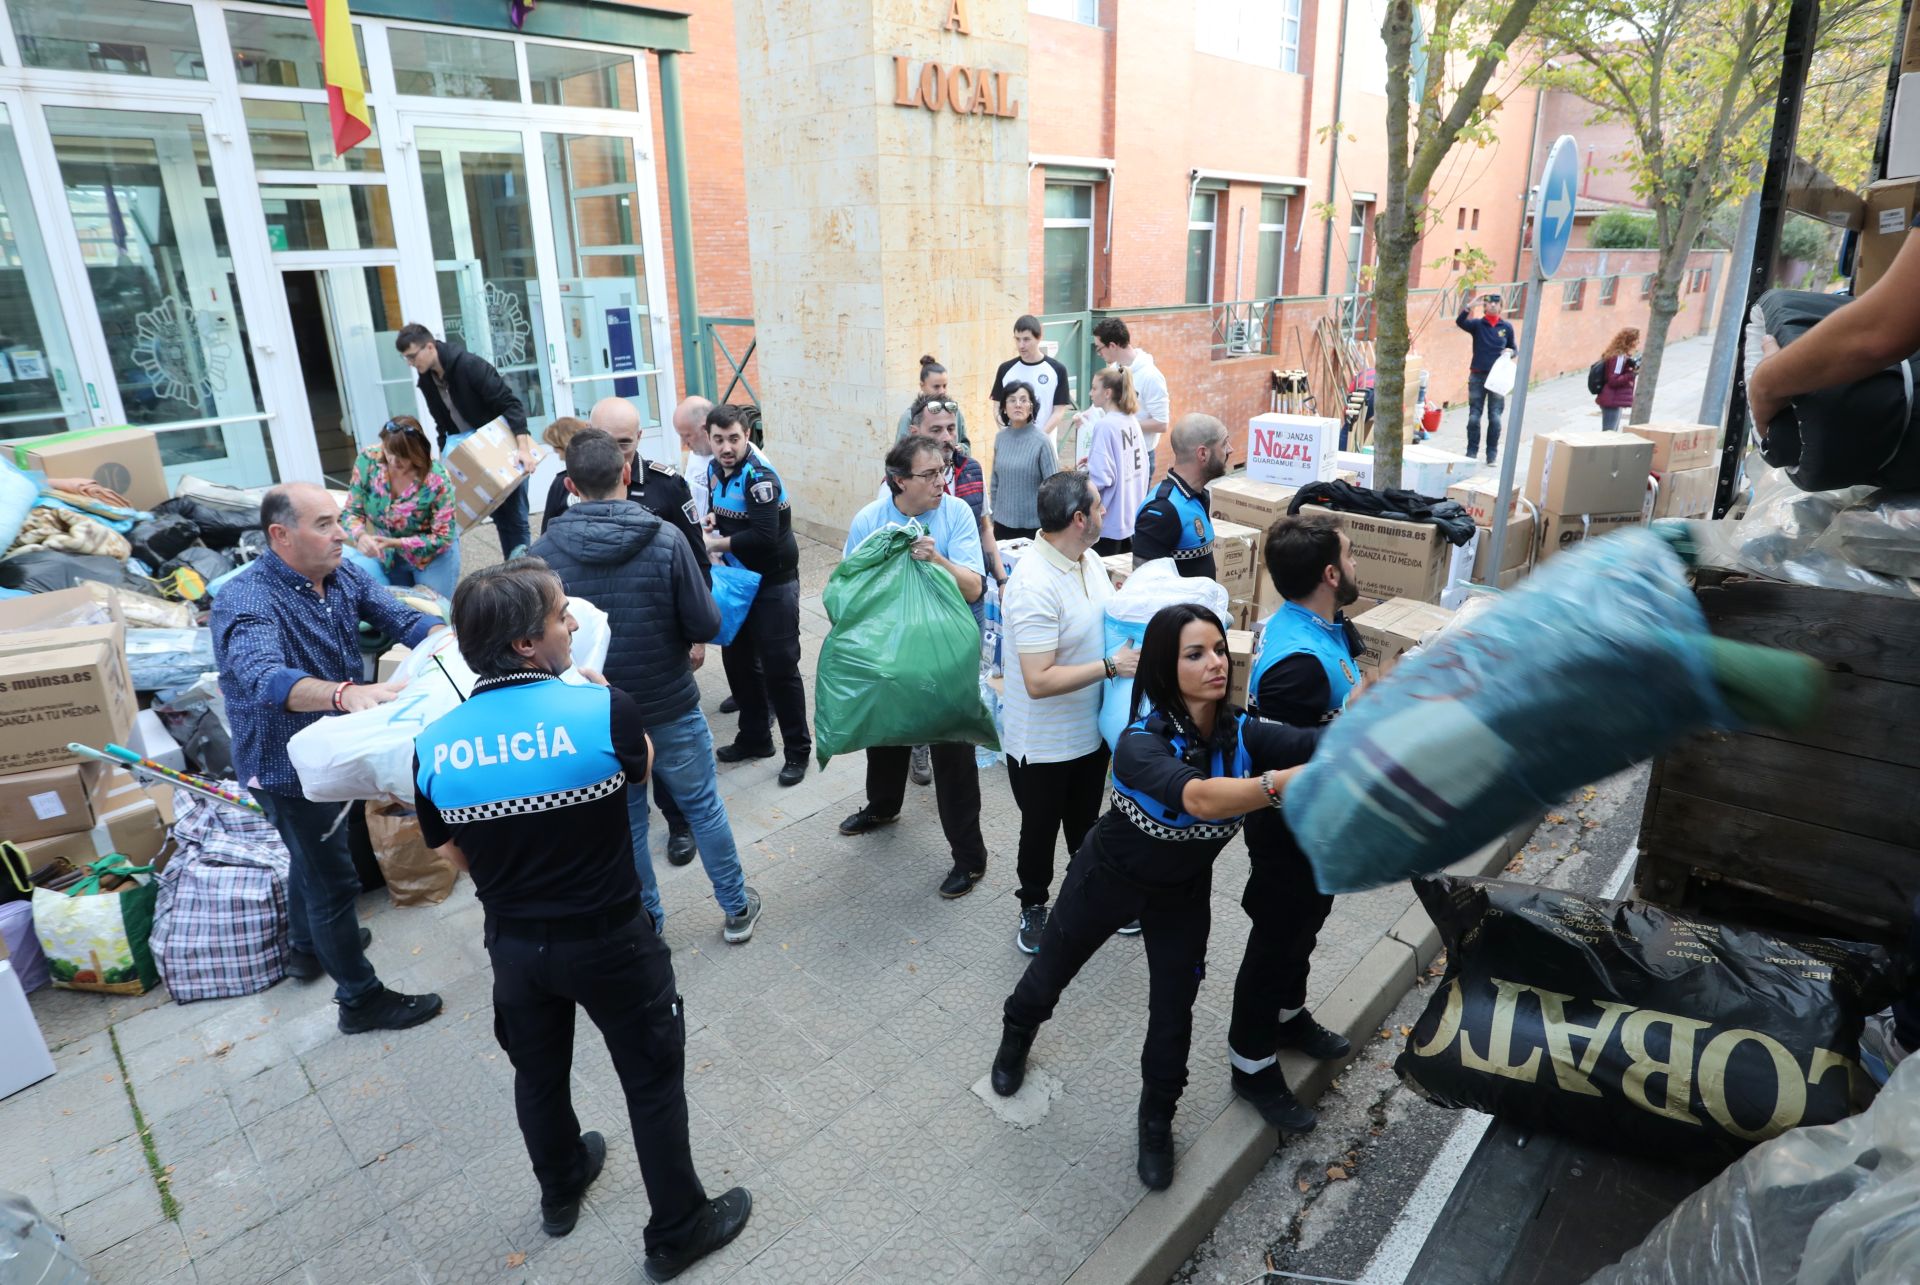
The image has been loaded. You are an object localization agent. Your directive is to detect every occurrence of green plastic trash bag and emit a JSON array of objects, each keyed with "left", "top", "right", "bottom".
[{"left": 815, "top": 524, "right": 999, "bottom": 767}]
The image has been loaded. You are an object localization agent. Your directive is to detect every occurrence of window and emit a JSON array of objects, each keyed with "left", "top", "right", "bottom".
[
  {"left": 1457, "top": 207, "right": 1467, "bottom": 230},
  {"left": 1043, "top": 184, "right": 1094, "bottom": 313},
  {"left": 1186, "top": 192, "right": 1218, "bottom": 304},
  {"left": 390, "top": 28, "right": 521, "bottom": 101},
  {"left": 244, "top": 101, "right": 383, "bottom": 174},
  {"left": 1255, "top": 193, "right": 1290, "bottom": 298},
  {"left": 1688, "top": 267, "right": 1709, "bottom": 294},
  {"left": 227, "top": 10, "right": 367, "bottom": 89},
  {"left": 528, "top": 44, "right": 638, "bottom": 110},
  {"left": 259, "top": 187, "right": 395, "bottom": 252},
  {"left": 1197, "top": 0, "right": 1306, "bottom": 73},
  {"left": 1345, "top": 200, "right": 1371, "bottom": 293},
  {"left": 1641, "top": 273, "right": 1655, "bottom": 299},
  {"left": 10, "top": 0, "right": 206, "bottom": 79},
  {"left": 1563, "top": 278, "right": 1586, "bottom": 309},
  {"left": 1031, "top": 0, "right": 1099, "bottom": 22},
  {"left": 1599, "top": 275, "right": 1619, "bottom": 305},
  {"left": 1471, "top": 208, "right": 1481, "bottom": 231}
]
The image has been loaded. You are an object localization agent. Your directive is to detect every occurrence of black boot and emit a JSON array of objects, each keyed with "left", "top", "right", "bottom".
[
  {"left": 1137, "top": 1089, "right": 1177, "bottom": 1191},
  {"left": 990, "top": 1020, "right": 1037, "bottom": 1097}
]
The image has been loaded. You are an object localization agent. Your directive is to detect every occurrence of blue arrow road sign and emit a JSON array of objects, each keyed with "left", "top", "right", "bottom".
[{"left": 1536, "top": 134, "right": 1579, "bottom": 279}]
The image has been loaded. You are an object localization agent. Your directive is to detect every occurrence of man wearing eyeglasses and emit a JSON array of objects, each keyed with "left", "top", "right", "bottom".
[
  {"left": 837, "top": 435, "right": 992, "bottom": 900},
  {"left": 396, "top": 322, "right": 535, "bottom": 561}
]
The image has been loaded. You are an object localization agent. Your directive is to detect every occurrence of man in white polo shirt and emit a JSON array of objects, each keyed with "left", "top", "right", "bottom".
[{"left": 1000, "top": 469, "right": 1139, "bottom": 954}]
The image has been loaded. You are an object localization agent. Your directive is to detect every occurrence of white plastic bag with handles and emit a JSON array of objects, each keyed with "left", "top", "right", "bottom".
[
  {"left": 1483, "top": 350, "right": 1517, "bottom": 398},
  {"left": 287, "top": 597, "right": 611, "bottom": 803}
]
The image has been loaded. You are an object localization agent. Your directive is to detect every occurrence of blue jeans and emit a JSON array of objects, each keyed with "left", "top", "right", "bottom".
[
  {"left": 256, "top": 789, "right": 380, "bottom": 1006},
  {"left": 387, "top": 543, "right": 462, "bottom": 599},
  {"left": 1600, "top": 406, "right": 1625, "bottom": 432},
  {"left": 445, "top": 430, "right": 532, "bottom": 558},
  {"left": 1466, "top": 372, "right": 1504, "bottom": 460},
  {"left": 626, "top": 707, "right": 748, "bottom": 924}
]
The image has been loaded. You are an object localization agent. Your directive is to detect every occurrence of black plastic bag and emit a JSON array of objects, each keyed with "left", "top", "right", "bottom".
[
  {"left": 1754, "top": 289, "right": 1920, "bottom": 492},
  {"left": 128, "top": 515, "right": 200, "bottom": 566},
  {"left": 152, "top": 496, "right": 259, "bottom": 550},
  {"left": 0, "top": 548, "right": 152, "bottom": 596},
  {"left": 1396, "top": 876, "right": 1897, "bottom": 1163}
]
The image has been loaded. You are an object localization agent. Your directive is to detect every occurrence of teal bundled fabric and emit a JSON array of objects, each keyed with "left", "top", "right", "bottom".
[
  {"left": 814, "top": 523, "right": 998, "bottom": 767},
  {"left": 1286, "top": 529, "right": 1815, "bottom": 894}
]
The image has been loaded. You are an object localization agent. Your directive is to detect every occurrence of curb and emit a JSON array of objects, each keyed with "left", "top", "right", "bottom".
[{"left": 1065, "top": 815, "right": 1542, "bottom": 1285}]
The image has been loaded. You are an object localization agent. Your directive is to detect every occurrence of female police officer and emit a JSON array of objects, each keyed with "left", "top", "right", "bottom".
[{"left": 989, "top": 602, "right": 1321, "bottom": 1191}]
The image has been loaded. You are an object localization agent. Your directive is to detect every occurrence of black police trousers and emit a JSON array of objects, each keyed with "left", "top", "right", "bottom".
[
  {"left": 485, "top": 908, "right": 706, "bottom": 1255},
  {"left": 1227, "top": 838, "right": 1334, "bottom": 1065},
  {"left": 719, "top": 577, "right": 811, "bottom": 756},
  {"left": 1004, "top": 848, "right": 1212, "bottom": 1101}
]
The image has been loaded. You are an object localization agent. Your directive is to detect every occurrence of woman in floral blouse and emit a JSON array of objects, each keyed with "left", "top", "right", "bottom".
[{"left": 341, "top": 415, "right": 461, "bottom": 597}]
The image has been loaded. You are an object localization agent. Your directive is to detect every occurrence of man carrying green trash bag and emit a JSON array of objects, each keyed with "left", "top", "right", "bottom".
[{"left": 826, "top": 435, "right": 999, "bottom": 899}]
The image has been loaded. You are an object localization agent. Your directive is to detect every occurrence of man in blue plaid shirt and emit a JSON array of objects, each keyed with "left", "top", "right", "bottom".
[{"left": 211, "top": 482, "right": 446, "bottom": 1035}]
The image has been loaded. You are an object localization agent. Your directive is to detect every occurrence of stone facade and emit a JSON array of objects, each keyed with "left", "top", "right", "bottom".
[{"left": 733, "top": 0, "right": 1031, "bottom": 536}]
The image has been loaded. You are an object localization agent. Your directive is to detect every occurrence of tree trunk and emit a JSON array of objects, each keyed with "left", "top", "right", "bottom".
[
  {"left": 1372, "top": 0, "right": 1417, "bottom": 491},
  {"left": 1632, "top": 272, "right": 1685, "bottom": 425}
]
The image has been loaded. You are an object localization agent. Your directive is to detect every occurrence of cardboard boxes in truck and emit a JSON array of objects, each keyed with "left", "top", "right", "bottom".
[
  {"left": 1624, "top": 422, "right": 1721, "bottom": 475},
  {"left": 1207, "top": 474, "right": 1295, "bottom": 532},
  {"left": 1648, "top": 465, "right": 1719, "bottom": 520},
  {"left": 1297, "top": 505, "right": 1451, "bottom": 604},
  {"left": 1212, "top": 520, "right": 1262, "bottom": 599},
  {"left": 1524, "top": 431, "right": 1654, "bottom": 517},
  {"left": 1353, "top": 599, "right": 1455, "bottom": 678}
]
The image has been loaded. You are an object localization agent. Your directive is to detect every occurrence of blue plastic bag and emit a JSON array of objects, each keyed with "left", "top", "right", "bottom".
[
  {"left": 711, "top": 553, "right": 761, "bottom": 646},
  {"left": 1286, "top": 529, "right": 1739, "bottom": 894}
]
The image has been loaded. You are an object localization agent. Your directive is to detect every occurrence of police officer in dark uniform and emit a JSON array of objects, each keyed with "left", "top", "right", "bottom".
[
  {"left": 542, "top": 397, "right": 710, "bottom": 865},
  {"left": 703, "top": 402, "right": 811, "bottom": 787},
  {"left": 990, "top": 602, "right": 1320, "bottom": 1192},
  {"left": 1227, "top": 516, "right": 1363, "bottom": 1136},
  {"left": 413, "top": 559, "right": 750, "bottom": 1283},
  {"left": 1131, "top": 412, "right": 1234, "bottom": 579}
]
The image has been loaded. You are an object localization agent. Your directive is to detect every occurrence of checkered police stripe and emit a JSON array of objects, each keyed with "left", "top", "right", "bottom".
[
  {"left": 438, "top": 772, "right": 626, "bottom": 824},
  {"left": 1112, "top": 790, "right": 1243, "bottom": 843},
  {"left": 1171, "top": 543, "right": 1215, "bottom": 560}
]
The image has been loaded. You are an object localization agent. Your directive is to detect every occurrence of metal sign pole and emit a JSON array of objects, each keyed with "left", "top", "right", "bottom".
[{"left": 1485, "top": 134, "right": 1576, "bottom": 580}]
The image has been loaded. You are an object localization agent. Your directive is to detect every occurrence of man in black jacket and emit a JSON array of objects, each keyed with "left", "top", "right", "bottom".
[
  {"left": 531, "top": 430, "right": 762, "bottom": 945},
  {"left": 398, "top": 322, "right": 536, "bottom": 560}
]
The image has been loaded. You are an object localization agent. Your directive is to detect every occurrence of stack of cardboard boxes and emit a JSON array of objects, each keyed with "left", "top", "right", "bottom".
[
  {"left": 0, "top": 591, "right": 170, "bottom": 874},
  {"left": 1446, "top": 476, "right": 1536, "bottom": 589},
  {"left": 1351, "top": 598, "right": 1456, "bottom": 679},
  {"left": 1629, "top": 422, "right": 1724, "bottom": 519},
  {"left": 1522, "top": 429, "right": 1654, "bottom": 560}
]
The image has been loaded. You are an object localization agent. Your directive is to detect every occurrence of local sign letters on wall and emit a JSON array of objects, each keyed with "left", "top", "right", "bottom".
[{"left": 891, "top": 0, "right": 1020, "bottom": 118}]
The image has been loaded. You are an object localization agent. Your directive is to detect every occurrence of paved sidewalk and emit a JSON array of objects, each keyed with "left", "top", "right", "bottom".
[{"left": 9, "top": 553, "right": 1434, "bottom": 1285}]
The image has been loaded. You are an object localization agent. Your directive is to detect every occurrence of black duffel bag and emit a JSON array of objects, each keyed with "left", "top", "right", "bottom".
[
  {"left": 1396, "top": 875, "right": 1898, "bottom": 1164},
  {"left": 1753, "top": 289, "right": 1920, "bottom": 491}
]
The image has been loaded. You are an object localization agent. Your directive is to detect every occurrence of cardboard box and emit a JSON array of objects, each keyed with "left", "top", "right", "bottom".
[
  {"left": 1207, "top": 474, "right": 1295, "bottom": 531},
  {"left": 1101, "top": 554, "right": 1132, "bottom": 591},
  {"left": 1471, "top": 509, "right": 1536, "bottom": 580},
  {"left": 1447, "top": 476, "right": 1520, "bottom": 527},
  {"left": 1298, "top": 505, "right": 1451, "bottom": 604},
  {"left": 0, "top": 761, "right": 108, "bottom": 843},
  {"left": 1335, "top": 450, "right": 1374, "bottom": 489},
  {"left": 442, "top": 417, "right": 546, "bottom": 529},
  {"left": 1353, "top": 598, "right": 1455, "bottom": 677},
  {"left": 1401, "top": 445, "right": 1481, "bottom": 498},
  {"left": 13, "top": 794, "right": 166, "bottom": 867},
  {"left": 1246, "top": 413, "right": 1340, "bottom": 490},
  {"left": 1786, "top": 177, "right": 1865, "bottom": 231},
  {"left": 378, "top": 645, "right": 412, "bottom": 683},
  {"left": 0, "top": 625, "right": 139, "bottom": 773},
  {"left": 1524, "top": 431, "right": 1654, "bottom": 517},
  {"left": 1859, "top": 178, "right": 1920, "bottom": 294},
  {"left": 1227, "top": 629, "right": 1254, "bottom": 707},
  {"left": 1227, "top": 597, "right": 1255, "bottom": 632},
  {"left": 1649, "top": 464, "right": 1719, "bottom": 519},
  {"left": 1537, "top": 509, "right": 1645, "bottom": 559},
  {"left": 1212, "top": 519, "right": 1262, "bottom": 599},
  {"left": 1905, "top": 0, "right": 1920, "bottom": 73},
  {"left": 1624, "top": 422, "right": 1722, "bottom": 475},
  {"left": 12, "top": 427, "right": 168, "bottom": 511},
  {"left": 1890, "top": 72, "right": 1920, "bottom": 178}
]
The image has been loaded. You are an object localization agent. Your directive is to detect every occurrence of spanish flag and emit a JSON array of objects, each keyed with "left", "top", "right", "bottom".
[{"left": 306, "top": 0, "right": 370, "bottom": 155}]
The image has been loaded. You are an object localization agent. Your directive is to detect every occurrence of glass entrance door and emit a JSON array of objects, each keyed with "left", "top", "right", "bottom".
[
  {"left": 42, "top": 101, "right": 276, "bottom": 486},
  {"left": 0, "top": 101, "right": 90, "bottom": 442},
  {"left": 412, "top": 125, "right": 554, "bottom": 440}
]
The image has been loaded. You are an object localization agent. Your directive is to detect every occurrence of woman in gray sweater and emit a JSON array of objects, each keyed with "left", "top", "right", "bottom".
[{"left": 990, "top": 384, "right": 1061, "bottom": 540}]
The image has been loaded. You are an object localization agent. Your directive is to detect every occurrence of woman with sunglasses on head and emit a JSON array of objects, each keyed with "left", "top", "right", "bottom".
[
  {"left": 989, "top": 383, "right": 1059, "bottom": 543},
  {"left": 895, "top": 354, "right": 971, "bottom": 450},
  {"left": 990, "top": 602, "right": 1321, "bottom": 1191},
  {"left": 341, "top": 415, "right": 462, "bottom": 598}
]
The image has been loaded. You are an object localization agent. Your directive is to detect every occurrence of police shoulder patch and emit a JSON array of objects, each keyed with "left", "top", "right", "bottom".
[
  {"left": 749, "top": 479, "right": 778, "bottom": 505},
  {"left": 646, "top": 459, "right": 679, "bottom": 477},
  {"left": 681, "top": 499, "right": 699, "bottom": 524}
]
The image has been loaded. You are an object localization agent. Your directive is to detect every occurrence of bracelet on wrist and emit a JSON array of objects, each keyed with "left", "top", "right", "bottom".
[
  {"left": 332, "top": 681, "right": 353, "bottom": 712},
  {"left": 1260, "top": 770, "right": 1284, "bottom": 809},
  {"left": 1103, "top": 656, "right": 1118, "bottom": 679}
]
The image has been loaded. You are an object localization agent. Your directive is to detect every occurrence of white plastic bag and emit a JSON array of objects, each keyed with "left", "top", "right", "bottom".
[
  {"left": 1484, "top": 350, "right": 1517, "bottom": 398},
  {"left": 1097, "top": 559, "right": 1230, "bottom": 749},
  {"left": 287, "top": 596, "right": 611, "bottom": 803}
]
